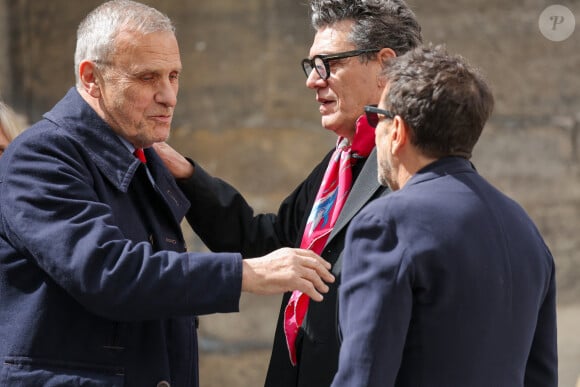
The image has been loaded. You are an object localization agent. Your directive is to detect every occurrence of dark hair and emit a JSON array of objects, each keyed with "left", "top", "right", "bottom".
[
  {"left": 382, "top": 44, "right": 494, "bottom": 158},
  {"left": 309, "top": 0, "right": 423, "bottom": 60}
]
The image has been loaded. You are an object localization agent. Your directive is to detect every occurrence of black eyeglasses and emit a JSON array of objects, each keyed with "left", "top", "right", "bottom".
[
  {"left": 302, "top": 48, "right": 380, "bottom": 80},
  {"left": 364, "top": 105, "right": 394, "bottom": 128}
]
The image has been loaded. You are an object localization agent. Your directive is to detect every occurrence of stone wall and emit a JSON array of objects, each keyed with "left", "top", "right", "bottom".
[
  {"left": 3, "top": 1, "right": 579, "bottom": 127},
  {"left": 0, "top": 0, "right": 10, "bottom": 96}
]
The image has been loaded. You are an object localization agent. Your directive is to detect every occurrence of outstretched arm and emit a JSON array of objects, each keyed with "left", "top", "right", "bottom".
[
  {"left": 154, "top": 142, "right": 336, "bottom": 301},
  {"left": 153, "top": 141, "right": 331, "bottom": 256},
  {"left": 153, "top": 141, "right": 287, "bottom": 254}
]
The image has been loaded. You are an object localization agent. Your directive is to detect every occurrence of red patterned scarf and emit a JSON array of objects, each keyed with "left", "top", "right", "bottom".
[{"left": 283, "top": 114, "right": 375, "bottom": 366}]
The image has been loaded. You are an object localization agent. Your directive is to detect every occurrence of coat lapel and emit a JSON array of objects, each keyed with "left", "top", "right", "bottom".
[{"left": 327, "top": 148, "right": 385, "bottom": 243}]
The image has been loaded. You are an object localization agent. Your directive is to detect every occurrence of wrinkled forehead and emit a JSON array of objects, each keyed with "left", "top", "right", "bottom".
[
  {"left": 108, "top": 30, "right": 181, "bottom": 68},
  {"left": 309, "top": 20, "right": 355, "bottom": 57}
]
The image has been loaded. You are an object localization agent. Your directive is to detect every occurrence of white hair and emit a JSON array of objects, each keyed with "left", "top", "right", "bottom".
[{"left": 74, "top": 0, "right": 175, "bottom": 87}]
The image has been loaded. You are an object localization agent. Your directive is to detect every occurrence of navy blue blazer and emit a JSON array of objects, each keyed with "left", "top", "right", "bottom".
[
  {"left": 331, "top": 157, "right": 557, "bottom": 387},
  {"left": 0, "top": 88, "right": 243, "bottom": 386}
]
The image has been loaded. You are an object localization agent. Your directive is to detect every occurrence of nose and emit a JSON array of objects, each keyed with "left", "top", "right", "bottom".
[
  {"left": 155, "top": 78, "right": 178, "bottom": 107},
  {"left": 305, "top": 69, "right": 326, "bottom": 89}
]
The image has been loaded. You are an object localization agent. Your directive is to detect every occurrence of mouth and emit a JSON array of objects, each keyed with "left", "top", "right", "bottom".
[
  {"left": 317, "top": 95, "right": 334, "bottom": 104},
  {"left": 151, "top": 114, "right": 172, "bottom": 124},
  {"left": 317, "top": 96, "right": 336, "bottom": 114}
]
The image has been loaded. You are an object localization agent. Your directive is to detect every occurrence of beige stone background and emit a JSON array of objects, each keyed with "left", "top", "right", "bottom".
[{"left": 1, "top": 0, "right": 579, "bottom": 386}]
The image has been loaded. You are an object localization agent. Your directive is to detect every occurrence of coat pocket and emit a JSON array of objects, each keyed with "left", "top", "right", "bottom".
[{"left": 1, "top": 356, "right": 124, "bottom": 386}]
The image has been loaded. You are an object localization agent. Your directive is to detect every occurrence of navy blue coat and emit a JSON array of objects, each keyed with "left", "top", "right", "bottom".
[
  {"left": 0, "top": 88, "right": 243, "bottom": 386},
  {"left": 331, "top": 157, "right": 558, "bottom": 387}
]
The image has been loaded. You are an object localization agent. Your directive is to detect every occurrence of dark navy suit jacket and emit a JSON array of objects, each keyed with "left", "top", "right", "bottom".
[{"left": 331, "top": 157, "right": 557, "bottom": 387}]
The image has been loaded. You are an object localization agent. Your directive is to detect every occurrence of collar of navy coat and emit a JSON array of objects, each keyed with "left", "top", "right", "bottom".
[
  {"left": 42, "top": 87, "right": 190, "bottom": 222},
  {"left": 406, "top": 156, "right": 476, "bottom": 188}
]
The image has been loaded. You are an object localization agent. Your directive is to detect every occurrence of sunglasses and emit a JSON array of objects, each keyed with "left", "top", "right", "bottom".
[
  {"left": 364, "top": 105, "right": 394, "bottom": 128},
  {"left": 301, "top": 49, "right": 380, "bottom": 80}
]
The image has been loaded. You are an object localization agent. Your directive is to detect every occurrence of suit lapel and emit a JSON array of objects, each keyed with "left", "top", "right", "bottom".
[{"left": 327, "top": 148, "right": 383, "bottom": 243}]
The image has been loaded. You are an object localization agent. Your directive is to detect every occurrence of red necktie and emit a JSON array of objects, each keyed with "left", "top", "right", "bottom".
[
  {"left": 283, "top": 114, "right": 375, "bottom": 366},
  {"left": 133, "top": 148, "right": 146, "bottom": 163}
]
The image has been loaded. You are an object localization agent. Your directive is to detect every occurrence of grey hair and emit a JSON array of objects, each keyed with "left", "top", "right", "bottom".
[
  {"left": 74, "top": 0, "right": 175, "bottom": 87},
  {"left": 309, "top": 0, "right": 422, "bottom": 60}
]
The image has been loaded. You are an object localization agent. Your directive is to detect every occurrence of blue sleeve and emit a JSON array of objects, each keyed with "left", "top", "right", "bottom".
[
  {"left": 331, "top": 204, "right": 412, "bottom": 387},
  {"left": 0, "top": 129, "right": 242, "bottom": 321},
  {"left": 524, "top": 256, "right": 558, "bottom": 387}
]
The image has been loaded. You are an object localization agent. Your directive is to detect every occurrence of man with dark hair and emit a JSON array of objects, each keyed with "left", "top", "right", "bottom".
[
  {"left": 332, "top": 44, "right": 558, "bottom": 387},
  {"left": 156, "top": 0, "right": 422, "bottom": 386}
]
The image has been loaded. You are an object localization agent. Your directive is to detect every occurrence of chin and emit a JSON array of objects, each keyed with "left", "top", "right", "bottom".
[
  {"left": 322, "top": 121, "right": 353, "bottom": 139},
  {"left": 378, "top": 164, "right": 398, "bottom": 191},
  {"left": 322, "top": 125, "right": 340, "bottom": 136},
  {"left": 153, "top": 129, "right": 171, "bottom": 142},
  {"left": 324, "top": 113, "right": 359, "bottom": 137}
]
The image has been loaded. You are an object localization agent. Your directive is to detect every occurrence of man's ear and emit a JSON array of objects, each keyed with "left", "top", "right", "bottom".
[
  {"left": 390, "top": 115, "right": 408, "bottom": 155},
  {"left": 376, "top": 48, "right": 396, "bottom": 87},
  {"left": 79, "top": 60, "right": 101, "bottom": 98},
  {"left": 378, "top": 47, "right": 397, "bottom": 64}
]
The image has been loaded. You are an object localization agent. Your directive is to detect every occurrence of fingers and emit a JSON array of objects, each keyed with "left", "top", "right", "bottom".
[
  {"left": 297, "top": 273, "right": 329, "bottom": 302},
  {"left": 240, "top": 248, "right": 335, "bottom": 301},
  {"left": 152, "top": 141, "right": 175, "bottom": 158},
  {"left": 278, "top": 248, "right": 335, "bottom": 295},
  {"left": 296, "top": 260, "right": 331, "bottom": 299},
  {"left": 294, "top": 248, "right": 335, "bottom": 284},
  {"left": 152, "top": 142, "right": 194, "bottom": 179},
  {"left": 299, "top": 279, "right": 325, "bottom": 302}
]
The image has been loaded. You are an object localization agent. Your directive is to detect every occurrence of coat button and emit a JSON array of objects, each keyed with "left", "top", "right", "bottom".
[{"left": 157, "top": 381, "right": 170, "bottom": 387}]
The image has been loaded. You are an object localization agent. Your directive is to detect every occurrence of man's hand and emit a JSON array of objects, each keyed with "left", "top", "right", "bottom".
[
  {"left": 152, "top": 142, "right": 194, "bottom": 179},
  {"left": 242, "top": 248, "right": 335, "bottom": 302}
]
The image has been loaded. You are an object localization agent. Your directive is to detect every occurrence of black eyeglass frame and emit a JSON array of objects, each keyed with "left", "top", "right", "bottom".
[
  {"left": 364, "top": 105, "right": 395, "bottom": 128},
  {"left": 301, "top": 48, "right": 381, "bottom": 80}
]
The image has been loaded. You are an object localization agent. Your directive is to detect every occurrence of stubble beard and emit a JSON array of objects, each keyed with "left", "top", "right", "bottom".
[{"left": 378, "top": 158, "right": 398, "bottom": 191}]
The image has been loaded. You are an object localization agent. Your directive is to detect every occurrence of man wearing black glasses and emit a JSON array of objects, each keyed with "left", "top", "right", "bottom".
[{"left": 155, "top": 1, "right": 422, "bottom": 386}]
